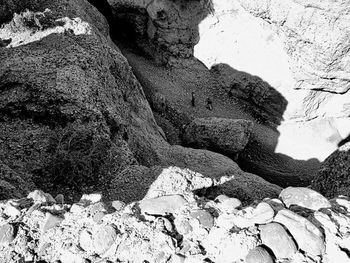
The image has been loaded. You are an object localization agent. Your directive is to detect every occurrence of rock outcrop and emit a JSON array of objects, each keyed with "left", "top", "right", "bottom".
[
  {"left": 183, "top": 117, "right": 253, "bottom": 157},
  {"left": 107, "top": 0, "right": 213, "bottom": 65},
  {"left": 311, "top": 142, "right": 350, "bottom": 198},
  {"left": 194, "top": 0, "right": 350, "bottom": 162},
  {"left": 0, "top": 167, "right": 349, "bottom": 263},
  {"left": 0, "top": 0, "right": 169, "bottom": 201}
]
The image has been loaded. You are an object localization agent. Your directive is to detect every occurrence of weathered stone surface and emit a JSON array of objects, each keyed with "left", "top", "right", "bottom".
[
  {"left": 92, "top": 224, "right": 119, "bottom": 254},
  {"left": 195, "top": 0, "right": 350, "bottom": 163},
  {"left": 274, "top": 209, "right": 325, "bottom": 256},
  {"left": 311, "top": 142, "right": 350, "bottom": 198},
  {"left": 189, "top": 209, "right": 214, "bottom": 229},
  {"left": 42, "top": 212, "right": 63, "bottom": 233},
  {"left": 280, "top": 187, "right": 331, "bottom": 211},
  {"left": 108, "top": 0, "right": 213, "bottom": 64},
  {"left": 0, "top": 224, "right": 16, "bottom": 244},
  {"left": 183, "top": 117, "right": 253, "bottom": 156},
  {"left": 138, "top": 194, "right": 188, "bottom": 216},
  {"left": 259, "top": 223, "right": 297, "bottom": 259},
  {"left": 245, "top": 246, "right": 274, "bottom": 263}
]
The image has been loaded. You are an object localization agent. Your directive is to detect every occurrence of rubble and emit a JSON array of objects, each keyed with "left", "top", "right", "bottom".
[{"left": 0, "top": 166, "right": 349, "bottom": 263}]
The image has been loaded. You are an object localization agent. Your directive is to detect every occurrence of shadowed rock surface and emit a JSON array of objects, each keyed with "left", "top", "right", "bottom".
[{"left": 311, "top": 142, "right": 350, "bottom": 198}]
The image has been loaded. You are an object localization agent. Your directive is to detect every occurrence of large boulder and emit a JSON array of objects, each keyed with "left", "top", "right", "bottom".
[
  {"left": 0, "top": 0, "right": 168, "bottom": 200},
  {"left": 311, "top": 142, "right": 350, "bottom": 198},
  {"left": 183, "top": 117, "right": 253, "bottom": 156},
  {"left": 194, "top": 0, "right": 350, "bottom": 162}
]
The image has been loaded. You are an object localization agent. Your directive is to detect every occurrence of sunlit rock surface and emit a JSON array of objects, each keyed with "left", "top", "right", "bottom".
[
  {"left": 0, "top": 166, "right": 349, "bottom": 263},
  {"left": 194, "top": 0, "right": 350, "bottom": 161}
]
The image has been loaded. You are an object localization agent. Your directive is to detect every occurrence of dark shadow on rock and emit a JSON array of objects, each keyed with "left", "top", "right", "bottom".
[
  {"left": 338, "top": 133, "right": 350, "bottom": 147},
  {"left": 311, "top": 142, "right": 350, "bottom": 198}
]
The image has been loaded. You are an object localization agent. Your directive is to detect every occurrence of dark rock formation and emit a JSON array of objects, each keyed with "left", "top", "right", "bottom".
[
  {"left": 107, "top": 0, "right": 214, "bottom": 65},
  {"left": 183, "top": 117, "right": 253, "bottom": 156},
  {"left": 311, "top": 142, "right": 350, "bottom": 198}
]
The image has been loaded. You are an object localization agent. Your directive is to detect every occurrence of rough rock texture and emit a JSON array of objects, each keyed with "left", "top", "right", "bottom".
[
  {"left": 311, "top": 142, "right": 350, "bottom": 198},
  {"left": 210, "top": 64, "right": 287, "bottom": 126},
  {"left": 0, "top": 0, "right": 170, "bottom": 201},
  {"left": 107, "top": 0, "right": 214, "bottom": 65},
  {"left": 194, "top": 0, "right": 350, "bottom": 162},
  {"left": 0, "top": 167, "right": 349, "bottom": 263},
  {"left": 183, "top": 117, "right": 253, "bottom": 156}
]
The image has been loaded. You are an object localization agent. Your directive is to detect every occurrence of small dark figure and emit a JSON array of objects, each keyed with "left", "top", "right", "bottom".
[
  {"left": 206, "top": 97, "right": 213, "bottom": 110},
  {"left": 191, "top": 91, "right": 195, "bottom": 107}
]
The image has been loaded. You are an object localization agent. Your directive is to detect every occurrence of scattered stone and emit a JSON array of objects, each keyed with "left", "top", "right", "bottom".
[
  {"left": 42, "top": 212, "right": 64, "bottom": 233},
  {"left": 245, "top": 246, "right": 274, "bottom": 263},
  {"left": 280, "top": 187, "right": 331, "bottom": 211},
  {"left": 0, "top": 224, "right": 16, "bottom": 244},
  {"left": 80, "top": 193, "right": 102, "bottom": 205},
  {"left": 111, "top": 200, "right": 126, "bottom": 212},
  {"left": 4, "top": 203, "right": 21, "bottom": 218},
  {"left": 169, "top": 254, "right": 186, "bottom": 263},
  {"left": 189, "top": 209, "right": 214, "bottom": 229},
  {"left": 79, "top": 229, "right": 94, "bottom": 253},
  {"left": 139, "top": 195, "right": 188, "bottom": 216},
  {"left": 274, "top": 209, "right": 325, "bottom": 256},
  {"left": 92, "top": 224, "right": 119, "bottom": 254},
  {"left": 259, "top": 223, "right": 297, "bottom": 259},
  {"left": 27, "top": 190, "right": 55, "bottom": 204},
  {"left": 55, "top": 194, "right": 64, "bottom": 204},
  {"left": 218, "top": 197, "right": 242, "bottom": 213},
  {"left": 251, "top": 202, "right": 275, "bottom": 225}
]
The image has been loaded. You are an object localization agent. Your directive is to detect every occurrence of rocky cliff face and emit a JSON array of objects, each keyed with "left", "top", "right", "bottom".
[
  {"left": 194, "top": 0, "right": 350, "bottom": 161},
  {"left": 107, "top": 0, "right": 213, "bottom": 65}
]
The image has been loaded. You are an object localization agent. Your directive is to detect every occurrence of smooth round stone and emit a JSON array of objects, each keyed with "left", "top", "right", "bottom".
[
  {"left": 169, "top": 254, "right": 185, "bottom": 263},
  {"left": 274, "top": 209, "right": 325, "bottom": 256},
  {"left": 190, "top": 209, "right": 214, "bottom": 229},
  {"left": 215, "top": 195, "right": 230, "bottom": 203},
  {"left": 0, "top": 224, "right": 16, "bottom": 244},
  {"left": 251, "top": 202, "right": 275, "bottom": 224},
  {"left": 175, "top": 219, "right": 193, "bottom": 235},
  {"left": 156, "top": 217, "right": 173, "bottom": 232},
  {"left": 245, "top": 246, "right": 274, "bottom": 263},
  {"left": 279, "top": 187, "right": 331, "bottom": 211},
  {"left": 259, "top": 223, "right": 297, "bottom": 259},
  {"left": 92, "top": 224, "right": 119, "bottom": 254},
  {"left": 220, "top": 198, "right": 242, "bottom": 213}
]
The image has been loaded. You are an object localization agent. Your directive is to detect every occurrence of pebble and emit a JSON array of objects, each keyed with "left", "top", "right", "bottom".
[
  {"left": 189, "top": 209, "right": 214, "bottom": 229},
  {"left": 92, "top": 224, "right": 119, "bottom": 254},
  {"left": 214, "top": 195, "right": 230, "bottom": 203},
  {"left": 259, "top": 222, "right": 297, "bottom": 259},
  {"left": 111, "top": 200, "right": 126, "bottom": 211},
  {"left": 175, "top": 218, "right": 193, "bottom": 235},
  {"left": 274, "top": 209, "right": 325, "bottom": 256},
  {"left": 218, "top": 197, "right": 242, "bottom": 213},
  {"left": 0, "top": 223, "right": 16, "bottom": 244},
  {"left": 250, "top": 202, "right": 275, "bottom": 225},
  {"left": 55, "top": 194, "right": 64, "bottom": 204},
  {"left": 42, "top": 212, "right": 64, "bottom": 233},
  {"left": 79, "top": 229, "right": 94, "bottom": 252},
  {"left": 279, "top": 187, "right": 331, "bottom": 211},
  {"left": 245, "top": 246, "right": 274, "bottom": 263},
  {"left": 4, "top": 203, "right": 21, "bottom": 218},
  {"left": 138, "top": 195, "right": 188, "bottom": 216},
  {"left": 156, "top": 217, "right": 173, "bottom": 233},
  {"left": 80, "top": 193, "right": 102, "bottom": 205},
  {"left": 28, "top": 190, "right": 55, "bottom": 204}
]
